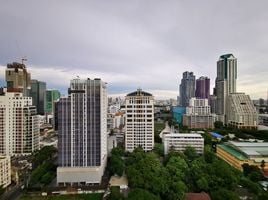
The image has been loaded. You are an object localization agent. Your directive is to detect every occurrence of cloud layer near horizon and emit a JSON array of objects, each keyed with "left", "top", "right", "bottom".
[{"left": 1, "top": 0, "right": 268, "bottom": 99}]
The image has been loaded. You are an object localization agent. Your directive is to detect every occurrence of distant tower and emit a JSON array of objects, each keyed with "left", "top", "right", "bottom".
[
  {"left": 179, "top": 71, "right": 196, "bottom": 107},
  {"left": 195, "top": 76, "right": 210, "bottom": 99},
  {"left": 215, "top": 54, "right": 237, "bottom": 123},
  {"left": 29, "top": 80, "right": 47, "bottom": 115},
  {"left": 5, "top": 62, "right": 31, "bottom": 96},
  {"left": 125, "top": 89, "right": 154, "bottom": 152},
  {"left": 57, "top": 78, "right": 107, "bottom": 185}
]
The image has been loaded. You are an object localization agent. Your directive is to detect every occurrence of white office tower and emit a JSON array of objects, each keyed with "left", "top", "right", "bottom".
[
  {"left": 227, "top": 93, "right": 258, "bottom": 129},
  {"left": 0, "top": 90, "right": 39, "bottom": 156},
  {"left": 163, "top": 133, "right": 204, "bottom": 155},
  {"left": 125, "top": 89, "right": 154, "bottom": 152},
  {"left": 57, "top": 78, "right": 107, "bottom": 186},
  {"left": 183, "top": 98, "right": 216, "bottom": 129},
  {"left": 215, "top": 54, "right": 237, "bottom": 124}
]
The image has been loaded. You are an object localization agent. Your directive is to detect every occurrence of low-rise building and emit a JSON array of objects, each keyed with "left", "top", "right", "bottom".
[
  {"left": 227, "top": 93, "right": 258, "bottom": 129},
  {"left": 216, "top": 141, "right": 268, "bottom": 171},
  {"left": 0, "top": 156, "right": 11, "bottom": 188},
  {"left": 162, "top": 133, "right": 204, "bottom": 155},
  {"left": 183, "top": 98, "right": 216, "bottom": 129}
]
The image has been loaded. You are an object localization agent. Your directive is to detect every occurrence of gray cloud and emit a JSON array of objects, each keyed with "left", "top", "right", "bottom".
[{"left": 0, "top": 0, "right": 268, "bottom": 99}]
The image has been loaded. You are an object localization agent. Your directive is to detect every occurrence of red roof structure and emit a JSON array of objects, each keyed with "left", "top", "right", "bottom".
[{"left": 185, "top": 193, "right": 211, "bottom": 200}]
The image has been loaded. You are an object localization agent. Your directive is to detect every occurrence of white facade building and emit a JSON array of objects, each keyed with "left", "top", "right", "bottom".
[
  {"left": 125, "top": 89, "right": 154, "bottom": 152},
  {"left": 0, "top": 156, "right": 11, "bottom": 188},
  {"left": 0, "top": 91, "right": 39, "bottom": 156},
  {"left": 227, "top": 93, "right": 258, "bottom": 129},
  {"left": 162, "top": 133, "right": 204, "bottom": 155},
  {"left": 183, "top": 98, "right": 216, "bottom": 129}
]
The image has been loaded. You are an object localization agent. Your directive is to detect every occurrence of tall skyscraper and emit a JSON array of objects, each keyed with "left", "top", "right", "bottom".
[
  {"left": 0, "top": 89, "right": 39, "bottom": 156},
  {"left": 57, "top": 78, "right": 107, "bottom": 185},
  {"left": 195, "top": 76, "right": 210, "bottom": 99},
  {"left": 215, "top": 54, "right": 237, "bottom": 123},
  {"left": 179, "top": 71, "right": 196, "bottom": 107},
  {"left": 5, "top": 62, "right": 31, "bottom": 96},
  {"left": 45, "top": 89, "right": 61, "bottom": 114},
  {"left": 29, "top": 80, "right": 47, "bottom": 115},
  {"left": 125, "top": 89, "right": 154, "bottom": 152}
]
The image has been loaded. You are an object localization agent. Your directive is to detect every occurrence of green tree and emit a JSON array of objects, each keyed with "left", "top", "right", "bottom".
[
  {"left": 0, "top": 185, "right": 5, "bottom": 196},
  {"left": 166, "top": 156, "right": 188, "bottom": 181},
  {"left": 196, "top": 177, "right": 209, "bottom": 192},
  {"left": 166, "top": 181, "right": 187, "bottom": 200},
  {"left": 109, "top": 155, "right": 124, "bottom": 176},
  {"left": 127, "top": 188, "right": 160, "bottom": 200},
  {"left": 30, "top": 164, "right": 46, "bottom": 185},
  {"left": 32, "top": 145, "right": 57, "bottom": 167},
  {"left": 211, "top": 188, "right": 240, "bottom": 200},
  {"left": 214, "top": 121, "right": 224, "bottom": 129},
  {"left": 109, "top": 186, "right": 124, "bottom": 200},
  {"left": 111, "top": 147, "right": 124, "bottom": 157},
  {"left": 184, "top": 146, "right": 198, "bottom": 162},
  {"left": 204, "top": 145, "right": 215, "bottom": 163},
  {"left": 153, "top": 143, "right": 164, "bottom": 157},
  {"left": 40, "top": 172, "right": 54, "bottom": 185},
  {"left": 126, "top": 151, "right": 168, "bottom": 195}
]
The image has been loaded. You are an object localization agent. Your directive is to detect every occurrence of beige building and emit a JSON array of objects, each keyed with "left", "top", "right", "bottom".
[
  {"left": 0, "top": 90, "right": 39, "bottom": 156},
  {"left": 227, "top": 93, "right": 258, "bottom": 129},
  {"left": 6, "top": 62, "right": 31, "bottom": 96},
  {"left": 183, "top": 98, "right": 216, "bottom": 129},
  {"left": 0, "top": 156, "right": 11, "bottom": 188}
]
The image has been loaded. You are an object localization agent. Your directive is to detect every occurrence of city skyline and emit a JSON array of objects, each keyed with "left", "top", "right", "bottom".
[{"left": 1, "top": 1, "right": 268, "bottom": 99}]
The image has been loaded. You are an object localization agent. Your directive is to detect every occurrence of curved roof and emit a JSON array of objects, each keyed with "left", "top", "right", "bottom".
[
  {"left": 126, "top": 89, "right": 152, "bottom": 96},
  {"left": 219, "top": 54, "right": 235, "bottom": 59}
]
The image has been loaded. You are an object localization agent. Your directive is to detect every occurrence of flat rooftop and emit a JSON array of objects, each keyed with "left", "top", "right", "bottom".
[
  {"left": 217, "top": 144, "right": 248, "bottom": 161},
  {"left": 229, "top": 141, "right": 268, "bottom": 157},
  {"left": 163, "top": 133, "right": 203, "bottom": 138}
]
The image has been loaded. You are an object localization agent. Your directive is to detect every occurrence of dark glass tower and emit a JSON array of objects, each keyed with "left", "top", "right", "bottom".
[
  {"left": 195, "top": 76, "right": 210, "bottom": 99},
  {"left": 179, "top": 71, "right": 196, "bottom": 107}
]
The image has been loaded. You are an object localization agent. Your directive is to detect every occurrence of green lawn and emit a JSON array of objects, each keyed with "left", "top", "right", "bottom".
[{"left": 20, "top": 193, "right": 103, "bottom": 200}]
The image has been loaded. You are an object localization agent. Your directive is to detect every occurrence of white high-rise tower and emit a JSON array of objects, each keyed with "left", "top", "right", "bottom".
[{"left": 125, "top": 89, "right": 154, "bottom": 152}]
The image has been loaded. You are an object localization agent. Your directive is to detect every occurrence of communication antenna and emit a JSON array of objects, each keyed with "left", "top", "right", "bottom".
[{"left": 21, "top": 57, "right": 27, "bottom": 64}]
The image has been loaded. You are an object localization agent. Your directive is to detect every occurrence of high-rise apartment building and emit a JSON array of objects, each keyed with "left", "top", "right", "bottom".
[
  {"left": 195, "top": 76, "right": 210, "bottom": 99},
  {"left": 0, "top": 156, "right": 11, "bottom": 188},
  {"left": 0, "top": 90, "right": 39, "bottom": 156},
  {"left": 180, "top": 71, "right": 196, "bottom": 107},
  {"left": 29, "top": 80, "right": 46, "bottom": 115},
  {"left": 227, "top": 93, "right": 258, "bottom": 129},
  {"left": 183, "top": 98, "right": 216, "bottom": 129},
  {"left": 215, "top": 54, "right": 237, "bottom": 123},
  {"left": 45, "top": 89, "right": 61, "bottom": 114},
  {"left": 57, "top": 78, "right": 107, "bottom": 185},
  {"left": 5, "top": 62, "right": 31, "bottom": 96},
  {"left": 125, "top": 89, "right": 154, "bottom": 152}
]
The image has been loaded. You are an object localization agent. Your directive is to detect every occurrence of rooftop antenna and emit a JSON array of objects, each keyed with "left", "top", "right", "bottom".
[{"left": 21, "top": 57, "right": 27, "bottom": 64}]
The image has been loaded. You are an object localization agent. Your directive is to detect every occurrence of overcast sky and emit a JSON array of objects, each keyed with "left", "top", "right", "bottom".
[{"left": 0, "top": 0, "right": 268, "bottom": 99}]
